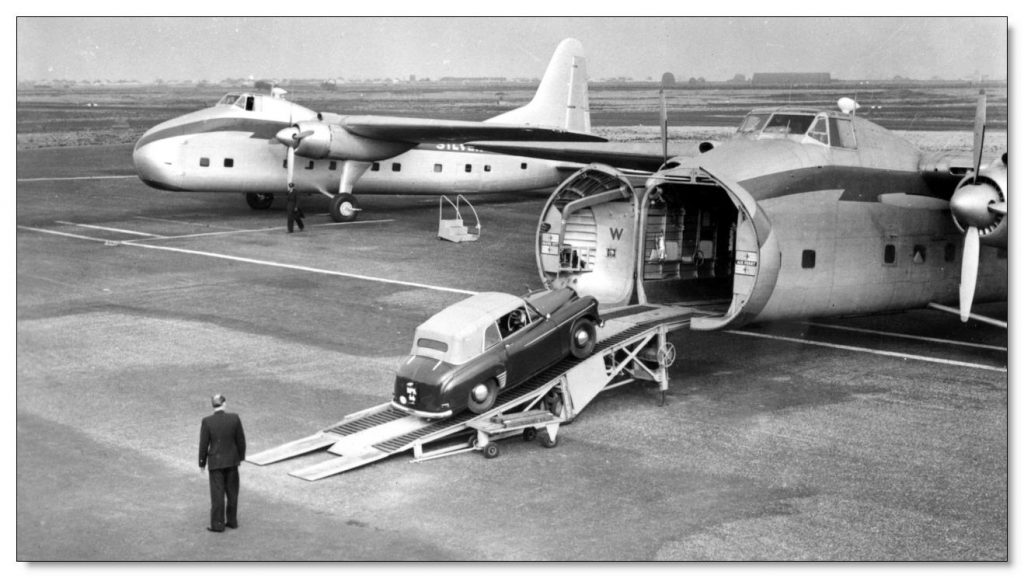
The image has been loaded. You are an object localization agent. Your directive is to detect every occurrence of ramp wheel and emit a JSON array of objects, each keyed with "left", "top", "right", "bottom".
[
  {"left": 483, "top": 443, "right": 500, "bottom": 459},
  {"left": 522, "top": 428, "right": 537, "bottom": 442},
  {"left": 245, "top": 193, "right": 274, "bottom": 210},
  {"left": 329, "top": 193, "right": 360, "bottom": 222},
  {"left": 569, "top": 318, "right": 597, "bottom": 359},
  {"left": 539, "top": 431, "right": 558, "bottom": 449}
]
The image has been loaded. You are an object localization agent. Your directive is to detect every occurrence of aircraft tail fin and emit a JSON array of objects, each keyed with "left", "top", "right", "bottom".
[{"left": 486, "top": 38, "right": 591, "bottom": 134}]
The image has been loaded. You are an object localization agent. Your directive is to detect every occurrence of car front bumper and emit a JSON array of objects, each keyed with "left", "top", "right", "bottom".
[{"left": 390, "top": 401, "right": 453, "bottom": 420}]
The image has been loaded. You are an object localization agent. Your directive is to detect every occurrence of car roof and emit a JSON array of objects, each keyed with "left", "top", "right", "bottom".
[{"left": 418, "top": 292, "right": 522, "bottom": 337}]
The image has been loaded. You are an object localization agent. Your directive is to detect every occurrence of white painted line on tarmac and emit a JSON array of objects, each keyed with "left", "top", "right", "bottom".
[
  {"left": 133, "top": 216, "right": 242, "bottom": 230},
  {"left": 17, "top": 225, "right": 111, "bottom": 243},
  {"left": 136, "top": 219, "right": 396, "bottom": 241},
  {"left": 726, "top": 330, "right": 1007, "bottom": 373},
  {"left": 120, "top": 240, "right": 477, "bottom": 296},
  {"left": 802, "top": 322, "right": 1008, "bottom": 352},
  {"left": 19, "top": 223, "right": 476, "bottom": 296},
  {"left": 55, "top": 221, "right": 162, "bottom": 238},
  {"left": 17, "top": 175, "right": 137, "bottom": 182}
]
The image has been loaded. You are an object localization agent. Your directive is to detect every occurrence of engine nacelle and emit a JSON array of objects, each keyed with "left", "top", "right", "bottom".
[
  {"left": 951, "top": 160, "right": 1007, "bottom": 249},
  {"left": 291, "top": 120, "right": 415, "bottom": 162}
]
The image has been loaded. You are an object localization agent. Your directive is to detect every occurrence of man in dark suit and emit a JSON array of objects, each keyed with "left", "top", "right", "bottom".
[
  {"left": 199, "top": 394, "right": 246, "bottom": 532},
  {"left": 286, "top": 186, "right": 304, "bottom": 233}
]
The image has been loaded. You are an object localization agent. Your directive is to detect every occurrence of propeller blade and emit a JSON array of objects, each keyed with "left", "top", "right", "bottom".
[
  {"left": 989, "top": 201, "right": 1007, "bottom": 216},
  {"left": 959, "top": 226, "right": 980, "bottom": 322},
  {"left": 659, "top": 89, "right": 668, "bottom": 163},
  {"left": 971, "top": 90, "right": 986, "bottom": 184},
  {"left": 287, "top": 146, "right": 295, "bottom": 191}
]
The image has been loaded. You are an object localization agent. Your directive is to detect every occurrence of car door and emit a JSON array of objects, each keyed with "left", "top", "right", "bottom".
[{"left": 503, "top": 307, "right": 563, "bottom": 385}]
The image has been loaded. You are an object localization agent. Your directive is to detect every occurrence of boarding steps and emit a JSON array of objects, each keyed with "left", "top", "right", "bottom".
[
  {"left": 247, "top": 304, "right": 694, "bottom": 481},
  {"left": 437, "top": 194, "right": 480, "bottom": 242}
]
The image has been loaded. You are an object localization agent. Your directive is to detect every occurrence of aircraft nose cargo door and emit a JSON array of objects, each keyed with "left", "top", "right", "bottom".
[
  {"left": 536, "top": 165, "right": 644, "bottom": 309},
  {"left": 537, "top": 164, "right": 781, "bottom": 328}
]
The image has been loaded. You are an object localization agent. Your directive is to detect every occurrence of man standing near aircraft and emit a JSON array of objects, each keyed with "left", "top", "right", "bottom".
[
  {"left": 286, "top": 186, "right": 304, "bottom": 233},
  {"left": 199, "top": 394, "right": 246, "bottom": 532}
]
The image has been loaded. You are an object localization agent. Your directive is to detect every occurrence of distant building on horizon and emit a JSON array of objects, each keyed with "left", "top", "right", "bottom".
[{"left": 751, "top": 72, "right": 831, "bottom": 86}]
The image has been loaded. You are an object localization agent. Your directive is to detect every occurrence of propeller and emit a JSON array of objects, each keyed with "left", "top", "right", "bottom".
[
  {"left": 275, "top": 126, "right": 314, "bottom": 191},
  {"left": 949, "top": 90, "right": 1004, "bottom": 322},
  {"left": 659, "top": 88, "right": 668, "bottom": 164}
]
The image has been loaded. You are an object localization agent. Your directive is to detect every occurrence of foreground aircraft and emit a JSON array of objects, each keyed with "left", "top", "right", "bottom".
[
  {"left": 477, "top": 94, "right": 1007, "bottom": 326},
  {"left": 133, "top": 39, "right": 600, "bottom": 222}
]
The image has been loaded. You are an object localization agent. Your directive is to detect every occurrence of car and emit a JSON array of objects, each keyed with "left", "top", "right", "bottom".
[{"left": 391, "top": 287, "right": 602, "bottom": 419}]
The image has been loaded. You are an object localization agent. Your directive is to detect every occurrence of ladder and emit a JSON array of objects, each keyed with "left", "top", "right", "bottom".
[{"left": 437, "top": 194, "right": 481, "bottom": 243}]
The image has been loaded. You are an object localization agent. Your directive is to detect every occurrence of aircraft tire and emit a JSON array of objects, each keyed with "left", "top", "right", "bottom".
[
  {"left": 245, "top": 193, "right": 274, "bottom": 210},
  {"left": 569, "top": 318, "right": 597, "bottom": 359},
  {"left": 329, "top": 193, "right": 360, "bottom": 222}
]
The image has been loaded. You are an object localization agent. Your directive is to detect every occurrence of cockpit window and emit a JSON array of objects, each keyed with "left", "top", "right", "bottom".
[
  {"left": 763, "top": 114, "right": 815, "bottom": 136},
  {"left": 738, "top": 114, "right": 768, "bottom": 134},
  {"left": 806, "top": 116, "right": 829, "bottom": 145},
  {"left": 216, "top": 93, "right": 255, "bottom": 110}
]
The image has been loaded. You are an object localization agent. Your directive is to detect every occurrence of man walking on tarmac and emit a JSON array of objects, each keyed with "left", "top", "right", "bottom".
[
  {"left": 199, "top": 394, "right": 246, "bottom": 532},
  {"left": 286, "top": 186, "right": 305, "bottom": 233}
]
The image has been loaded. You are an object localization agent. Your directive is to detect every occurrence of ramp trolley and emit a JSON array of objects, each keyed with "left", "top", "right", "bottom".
[
  {"left": 467, "top": 409, "right": 563, "bottom": 459},
  {"left": 437, "top": 194, "right": 481, "bottom": 242}
]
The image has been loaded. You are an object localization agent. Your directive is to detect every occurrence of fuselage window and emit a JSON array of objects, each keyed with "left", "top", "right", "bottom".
[
  {"left": 434, "top": 163, "right": 443, "bottom": 173},
  {"left": 223, "top": 158, "right": 234, "bottom": 168},
  {"left": 305, "top": 160, "right": 314, "bottom": 170},
  {"left": 371, "top": 162, "right": 380, "bottom": 172},
  {"left": 245, "top": 96, "right": 255, "bottom": 111},
  {"left": 329, "top": 161, "right": 337, "bottom": 171},
  {"left": 913, "top": 245, "right": 926, "bottom": 264},
  {"left": 883, "top": 244, "right": 897, "bottom": 265},
  {"left": 484, "top": 165, "right": 492, "bottom": 172},
  {"left": 521, "top": 163, "right": 528, "bottom": 170},
  {"left": 465, "top": 164, "right": 472, "bottom": 173},
  {"left": 801, "top": 250, "right": 816, "bottom": 269},
  {"left": 199, "top": 157, "right": 210, "bottom": 167},
  {"left": 392, "top": 163, "right": 402, "bottom": 172}
]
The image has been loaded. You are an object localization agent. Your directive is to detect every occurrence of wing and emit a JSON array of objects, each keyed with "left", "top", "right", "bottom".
[
  {"left": 327, "top": 114, "right": 606, "bottom": 144},
  {"left": 466, "top": 141, "right": 699, "bottom": 173}
]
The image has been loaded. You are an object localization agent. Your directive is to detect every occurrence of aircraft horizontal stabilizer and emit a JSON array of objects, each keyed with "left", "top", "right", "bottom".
[{"left": 340, "top": 116, "right": 606, "bottom": 144}]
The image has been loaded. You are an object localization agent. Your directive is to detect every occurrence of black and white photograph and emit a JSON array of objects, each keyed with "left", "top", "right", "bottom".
[{"left": 15, "top": 13, "right": 1011, "bottom": 563}]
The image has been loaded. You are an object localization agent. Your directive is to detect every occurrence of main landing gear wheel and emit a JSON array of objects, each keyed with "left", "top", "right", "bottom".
[
  {"left": 467, "top": 380, "right": 498, "bottom": 414},
  {"left": 329, "top": 193, "right": 360, "bottom": 223},
  {"left": 245, "top": 193, "right": 274, "bottom": 210},
  {"left": 569, "top": 318, "right": 597, "bottom": 359}
]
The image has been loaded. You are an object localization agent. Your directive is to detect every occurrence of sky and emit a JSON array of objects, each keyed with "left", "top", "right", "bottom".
[{"left": 15, "top": 15, "right": 1009, "bottom": 83}]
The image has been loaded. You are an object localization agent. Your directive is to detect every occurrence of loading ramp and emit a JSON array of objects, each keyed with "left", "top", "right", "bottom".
[{"left": 247, "top": 305, "right": 695, "bottom": 480}]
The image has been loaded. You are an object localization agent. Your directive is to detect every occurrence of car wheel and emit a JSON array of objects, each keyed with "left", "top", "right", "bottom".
[
  {"left": 569, "top": 318, "right": 596, "bottom": 359},
  {"left": 467, "top": 379, "right": 498, "bottom": 414}
]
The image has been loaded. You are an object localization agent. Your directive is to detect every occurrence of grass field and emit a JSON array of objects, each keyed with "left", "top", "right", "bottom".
[{"left": 16, "top": 83, "right": 1007, "bottom": 151}]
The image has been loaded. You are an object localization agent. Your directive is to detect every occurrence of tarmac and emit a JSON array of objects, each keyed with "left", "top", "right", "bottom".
[{"left": 15, "top": 144, "right": 1009, "bottom": 561}]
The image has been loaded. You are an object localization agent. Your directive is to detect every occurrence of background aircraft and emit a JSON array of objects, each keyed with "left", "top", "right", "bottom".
[
  {"left": 477, "top": 94, "right": 1007, "bottom": 327},
  {"left": 133, "top": 38, "right": 600, "bottom": 222}
]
